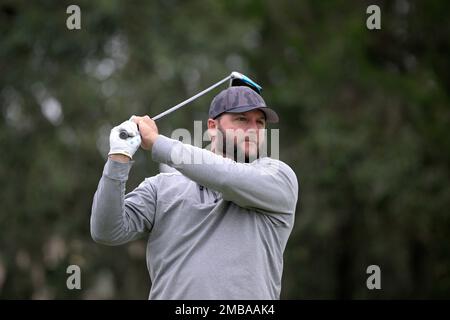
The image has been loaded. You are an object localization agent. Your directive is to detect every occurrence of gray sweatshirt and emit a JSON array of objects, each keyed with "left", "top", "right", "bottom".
[{"left": 91, "top": 135, "right": 299, "bottom": 300}]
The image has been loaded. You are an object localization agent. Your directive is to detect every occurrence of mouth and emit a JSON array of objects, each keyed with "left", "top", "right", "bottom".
[
  {"left": 241, "top": 141, "right": 258, "bottom": 153},
  {"left": 243, "top": 137, "right": 257, "bottom": 144}
]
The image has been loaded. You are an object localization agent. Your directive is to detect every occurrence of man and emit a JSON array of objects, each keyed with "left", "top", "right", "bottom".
[{"left": 91, "top": 86, "right": 299, "bottom": 299}]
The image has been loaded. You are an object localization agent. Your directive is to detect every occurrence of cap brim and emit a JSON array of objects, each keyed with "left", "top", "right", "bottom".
[{"left": 225, "top": 106, "right": 279, "bottom": 123}]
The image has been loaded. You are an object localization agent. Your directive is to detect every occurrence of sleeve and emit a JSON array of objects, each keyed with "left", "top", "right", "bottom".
[
  {"left": 90, "top": 158, "right": 157, "bottom": 246},
  {"left": 151, "top": 135, "right": 299, "bottom": 217}
]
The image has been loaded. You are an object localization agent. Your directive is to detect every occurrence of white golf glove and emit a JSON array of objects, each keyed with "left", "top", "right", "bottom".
[{"left": 108, "top": 117, "right": 142, "bottom": 159}]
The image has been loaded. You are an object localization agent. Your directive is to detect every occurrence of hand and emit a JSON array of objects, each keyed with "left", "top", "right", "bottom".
[
  {"left": 108, "top": 118, "right": 141, "bottom": 159},
  {"left": 132, "top": 115, "right": 159, "bottom": 150}
]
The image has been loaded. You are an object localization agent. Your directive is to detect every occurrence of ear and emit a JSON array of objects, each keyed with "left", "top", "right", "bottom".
[{"left": 207, "top": 118, "right": 217, "bottom": 139}]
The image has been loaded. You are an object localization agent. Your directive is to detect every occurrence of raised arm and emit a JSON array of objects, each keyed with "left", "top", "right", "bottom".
[
  {"left": 90, "top": 158, "right": 157, "bottom": 245},
  {"left": 91, "top": 116, "right": 158, "bottom": 246},
  {"left": 151, "top": 135, "right": 299, "bottom": 216}
]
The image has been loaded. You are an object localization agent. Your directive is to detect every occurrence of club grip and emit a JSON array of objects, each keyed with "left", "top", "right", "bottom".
[{"left": 119, "top": 130, "right": 130, "bottom": 139}]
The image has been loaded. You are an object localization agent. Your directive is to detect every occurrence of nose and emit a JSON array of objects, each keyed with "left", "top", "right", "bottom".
[
  {"left": 246, "top": 119, "right": 259, "bottom": 131},
  {"left": 243, "top": 123, "right": 259, "bottom": 143}
]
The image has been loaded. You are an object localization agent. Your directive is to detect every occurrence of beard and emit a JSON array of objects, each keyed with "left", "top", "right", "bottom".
[{"left": 216, "top": 125, "right": 260, "bottom": 163}]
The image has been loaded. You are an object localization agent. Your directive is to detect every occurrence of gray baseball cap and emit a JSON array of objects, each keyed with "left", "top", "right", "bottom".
[{"left": 209, "top": 86, "right": 279, "bottom": 123}]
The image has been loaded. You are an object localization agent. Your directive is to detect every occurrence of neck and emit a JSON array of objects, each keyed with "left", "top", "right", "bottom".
[
  {"left": 211, "top": 145, "right": 228, "bottom": 158},
  {"left": 211, "top": 144, "right": 254, "bottom": 163}
]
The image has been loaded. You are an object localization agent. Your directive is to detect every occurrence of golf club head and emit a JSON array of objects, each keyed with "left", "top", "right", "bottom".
[{"left": 230, "top": 71, "right": 262, "bottom": 94}]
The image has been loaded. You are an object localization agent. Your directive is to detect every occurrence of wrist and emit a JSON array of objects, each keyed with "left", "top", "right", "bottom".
[
  {"left": 109, "top": 154, "right": 131, "bottom": 163},
  {"left": 150, "top": 133, "right": 160, "bottom": 149}
]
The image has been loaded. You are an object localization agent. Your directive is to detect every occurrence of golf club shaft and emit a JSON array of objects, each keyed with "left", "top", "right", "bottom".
[
  {"left": 118, "top": 71, "right": 262, "bottom": 139},
  {"left": 119, "top": 75, "right": 232, "bottom": 139},
  {"left": 153, "top": 75, "right": 231, "bottom": 121}
]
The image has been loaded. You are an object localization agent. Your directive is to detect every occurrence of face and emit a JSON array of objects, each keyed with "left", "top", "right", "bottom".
[{"left": 208, "top": 109, "right": 266, "bottom": 162}]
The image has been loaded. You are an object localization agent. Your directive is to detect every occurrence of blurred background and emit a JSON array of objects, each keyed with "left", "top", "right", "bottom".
[{"left": 1, "top": 0, "right": 449, "bottom": 299}]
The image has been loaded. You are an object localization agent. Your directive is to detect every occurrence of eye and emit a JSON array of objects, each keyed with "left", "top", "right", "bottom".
[{"left": 237, "top": 116, "right": 247, "bottom": 122}]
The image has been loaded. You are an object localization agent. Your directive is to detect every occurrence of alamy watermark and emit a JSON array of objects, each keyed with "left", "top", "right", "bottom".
[
  {"left": 366, "top": 265, "right": 381, "bottom": 290},
  {"left": 161, "top": 121, "right": 281, "bottom": 175},
  {"left": 66, "top": 264, "right": 81, "bottom": 290},
  {"left": 366, "top": 5, "right": 381, "bottom": 30},
  {"left": 66, "top": 5, "right": 81, "bottom": 30}
]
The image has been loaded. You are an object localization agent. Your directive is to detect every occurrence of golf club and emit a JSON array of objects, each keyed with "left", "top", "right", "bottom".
[{"left": 119, "top": 71, "right": 262, "bottom": 139}]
